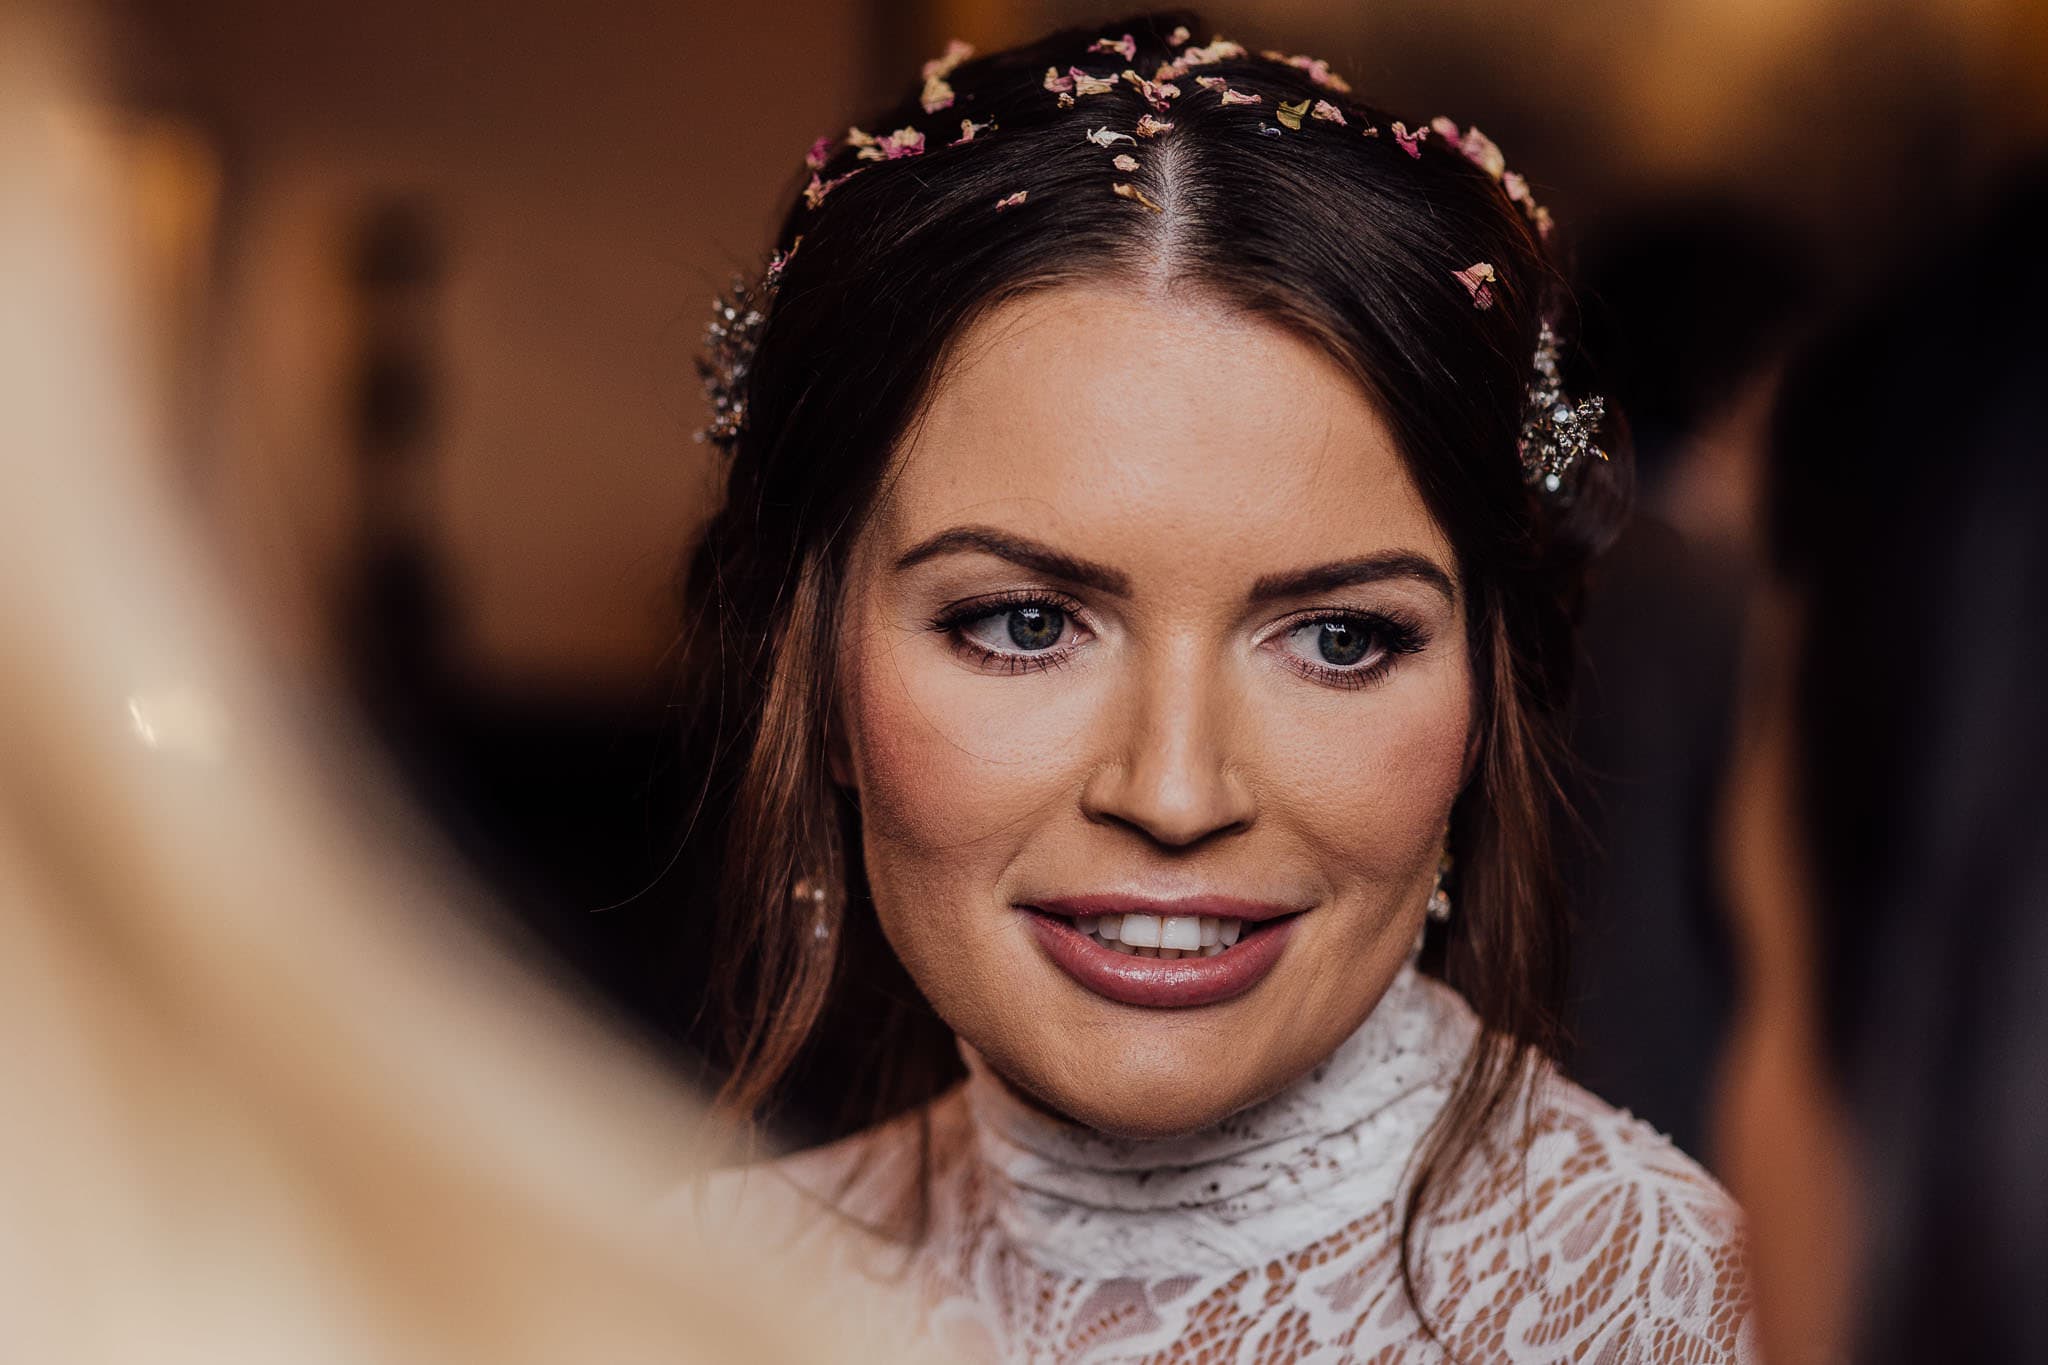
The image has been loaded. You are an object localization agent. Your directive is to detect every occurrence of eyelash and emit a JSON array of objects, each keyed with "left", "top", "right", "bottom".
[
  {"left": 929, "top": 593, "right": 1430, "bottom": 689},
  {"left": 929, "top": 590, "right": 1089, "bottom": 675}
]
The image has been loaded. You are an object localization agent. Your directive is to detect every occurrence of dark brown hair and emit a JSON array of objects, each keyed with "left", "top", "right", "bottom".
[{"left": 674, "top": 5, "right": 1629, "bottom": 1303}]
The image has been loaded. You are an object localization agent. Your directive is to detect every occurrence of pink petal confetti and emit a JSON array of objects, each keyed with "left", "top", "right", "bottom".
[
  {"left": 1085, "top": 125, "right": 1138, "bottom": 147},
  {"left": 1220, "top": 87, "right": 1263, "bottom": 106},
  {"left": 1266, "top": 52, "right": 1353, "bottom": 93},
  {"left": 1459, "top": 126, "right": 1506, "bottom": 179},
  {"left": 1311, "top": 100, "right": 1346, "bottom": 125},
  {"left": 845, "top": 126, "right": 877, "bottom": 150},
  {"left": 1195, "top": 75, "right": 1229, "bottom": 91},
  {"left": 1155, "top": 59, "right": 1187, "bottom": 81},
  {"left": 921, "top": 74, "right": 955, "bottom": 113},
  {"left": 1121, "top": 69, "right": 1180, "bottom": 110},
  {"left": 1430, "top": 116, "right": 1462, "bottom": 143},
  {"left": 1112, "top": 181, "right": 1163, "bottom": 213},
  {"left": 1361, "top": 123, "right": 1381, "bottom": 138},
  {"left": 1089, "top": 32, "right": 1137, "bottom": 62},
  {"left": 1043, "top": 66, "right": 1074, "bottom": 94},
  {"left": 856, "top": 126, "right": 926, "bottom": 161},
  {"left": 1112, "top": 152, "right": 1139, "bottom": 171},
  {"left": 1167, "top": 24, "right": 1190, "bottom": 45},
  {"left": 1275, "top": 98, "right": 1310, "bottom": 130},
  {"left": 765, "top": 236, "right": 801, "bottom": 280},
  {"left": 951, "top": 117, "right": 994, "bottom": 145},
  {"left": 922, "top": 38, "right": 973, "bottom": 81},
  {"left": 804, "top": 135, "right": 834, "bottom": 170},
  {"left": 1135, "top": 113, "right": 1175, "bottom": 137},
  {"left": 1503, "top": 171, "right": 1530, "bottom": 204},
  {"left": 995, "top": 189, "right": 1028, "bottom": 211},
  {"left": 1533, "top": 204, "right": 1555, "bottom": 239},
  {"left": 1453, "top": 262, "right": 1498, "bottom": 309},
  {"left": 1070, "top": 66, "right": 1116, "bottom": 96},
  {"left": 803, "top": 168, "right": 863, "bottom": 208},
  {"left": 1391, "top": 121, "right": 1429, "bottom": 157},
  {"left": 1181, "top": 39, "right": 1245, "bottom": 65}
]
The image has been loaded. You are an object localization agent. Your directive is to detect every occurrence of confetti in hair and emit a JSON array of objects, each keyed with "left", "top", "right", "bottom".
[
  {"left": 1085, "top": 126, "right": 1138, "bottom": 148},
  {"left": 951, "top": 118, "right": 993, "bottom": 145},
  {"left": 1135, "top": 114, "right": 1175, "bottom": 138},
  {"left": 919, "top": 43, "right": 973, "bottom": 114},
  {"left": 1166, "top": 24, "right": 1190, "bottom": 45},
  {"left": 995, "top": 189, "right": 1028, "bottom": 211},
  {"left": 1089, "top": 32, "right": 1137, "bottom": 62},
  {"left": 1276, "top": 98, "right": 1310, "bottom": 130},
  {"left": 1311, "top": 100, "right": 1347, "bottom": 125},
  {"left": 1391, "top": 121, "right": 1429, "bottom": 157},
  {"left": 855, "top": 126, "right": 926, "bottom": 161},
  {"left": 1112, "top": 181, "right": 1163, "bottom": 213},
  {"left": 804, "top": 135, "right": 834, "bottom": 170},
  {"left": 1112, "top": 153, "right": 1140, "bottom": 171},
  {"left": 803, "top": 167, "right": 863, "bottom": 208},
  {"left": 1267, "top": 51, "right": 1353, "bottom": 92},
  {"left": 1181, "top": 39, "right": 1245, "bottom": 65},
  {"left": 1220, "top": 87, "right": 1262, "bottom": 106},
  {"left": 1453, "top": 262, "right": 1498, "bottom": 310},
  {"left": 1070, "top": 66, "right": 1116, "bottom": 96},
  {"left": 1121, "top": 69, "right": 1181, "bottom": 110}
]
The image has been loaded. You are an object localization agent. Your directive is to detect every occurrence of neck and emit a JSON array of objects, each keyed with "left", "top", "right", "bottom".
[{"left": 956, "top": 963, "right": 1478, "bottom": 1277}]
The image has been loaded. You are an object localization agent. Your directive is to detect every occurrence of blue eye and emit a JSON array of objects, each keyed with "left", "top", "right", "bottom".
[
  {"left": 946, "top": 598, "right": 1079, "bottom": 662},
  {"left": 1275, "top": 613, "right": 1426, "bottom": 686},
  {"left": 1004, "top": 604, "right": 1065, "bottom": 651},
  {"left": 1313, "top": 620, "right": 1373, "bottom": 666}
]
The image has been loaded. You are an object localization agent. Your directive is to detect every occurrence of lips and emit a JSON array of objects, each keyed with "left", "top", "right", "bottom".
[{"left": 1021, "top": 896, "right": 1304, "bottom": 1009}]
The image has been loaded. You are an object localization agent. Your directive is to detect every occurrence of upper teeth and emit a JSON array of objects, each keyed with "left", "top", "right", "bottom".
[{"left": 1076, "top": 913, "right": 1243, "bottom": 958}]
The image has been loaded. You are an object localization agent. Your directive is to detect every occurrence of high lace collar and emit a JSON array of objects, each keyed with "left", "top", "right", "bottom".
[{"left": 957, "top": 963, "right": 1480, "bottom": 1278}]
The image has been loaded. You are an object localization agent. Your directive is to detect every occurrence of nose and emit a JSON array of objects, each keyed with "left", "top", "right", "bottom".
[{"left": 1079, "top": 652, "right": 1256, "bottom": 847}]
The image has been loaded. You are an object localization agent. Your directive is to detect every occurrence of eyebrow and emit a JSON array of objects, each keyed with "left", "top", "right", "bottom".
[
  {"left": 893, "top": 525, "right": 1133, "bottom": 595},
  {"left": 894, "top": 524, "right": 1456, "bottom": 606},
  {"left": 1249, "top": 552, "right": 1457, "bottom": 607}
]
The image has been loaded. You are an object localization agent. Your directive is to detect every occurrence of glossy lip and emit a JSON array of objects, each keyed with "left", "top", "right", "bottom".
[{"left": 1020, "top": 896, "right": 1306, "bottom": 1009}]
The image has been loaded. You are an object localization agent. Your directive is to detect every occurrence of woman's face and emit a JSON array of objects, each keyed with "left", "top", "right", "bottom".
[
  {"left": 1714, "top": 589, "right": 1860, "bottom": 1365},
  {"left": 835, "top": 282, "right": 1472, "bottom": 1137}
]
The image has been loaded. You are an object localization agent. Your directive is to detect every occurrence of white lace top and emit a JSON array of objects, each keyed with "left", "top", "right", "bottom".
[{"left": 694, "top": 965, "right": 1757, "bottom": 1363}]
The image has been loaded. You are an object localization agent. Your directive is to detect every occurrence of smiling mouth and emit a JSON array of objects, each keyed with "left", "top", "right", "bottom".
[
  {"left": 1019, "top": 896, "right": 1306, "bottom": 1008},
  {"left": 1070, "top": 910, "right": 1245, "bottom": 957}
]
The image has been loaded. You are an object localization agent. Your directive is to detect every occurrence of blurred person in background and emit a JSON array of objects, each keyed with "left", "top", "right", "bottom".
[
  {"left": 1563, "top": 204, "right": 1819, "bottom": 1161},
  {"left": 1717, "top": 164, "right": 2048, "bottom": 1364},
  {"left": 679, "top": 12, "right": 1754, "bottom": 1360},
  {"left": 0, "top": 7, "right": 914, "bottom": 1361}
]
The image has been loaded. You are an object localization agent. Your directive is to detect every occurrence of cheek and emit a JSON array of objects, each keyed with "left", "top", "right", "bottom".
[
  {"left": 1262, "top": 659, "right": 1471, "bottom": 893},
  {"left": 842, "top": 633, "right": 1089, "bottom": 883}
]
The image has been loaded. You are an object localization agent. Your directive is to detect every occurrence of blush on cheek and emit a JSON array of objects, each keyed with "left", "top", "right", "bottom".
[{"left": 842, "top": 642, "right": 1071, "bottom": 860}]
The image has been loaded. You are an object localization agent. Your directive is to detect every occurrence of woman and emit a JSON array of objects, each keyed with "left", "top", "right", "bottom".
[
  {"left": 1717, "top": 167, "right": 2048, "bottom": 1365},
  {"left": 680, "top": 13, "right": 1753, "bottom": 1360}
]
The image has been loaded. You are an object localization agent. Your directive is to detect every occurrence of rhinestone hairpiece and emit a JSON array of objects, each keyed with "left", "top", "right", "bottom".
[
  {"left": 694, "top": 243, "right": 795, "bottom": 448},
  {"left": 1518, "top": 321, "right": 1609, "bottom": 492}
]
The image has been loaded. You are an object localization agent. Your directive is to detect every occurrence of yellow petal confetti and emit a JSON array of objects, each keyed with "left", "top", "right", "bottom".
[
  {"left": 1276, "top": 98, "right": 1310, "bottom": 130},
  {"left": 1113, "top": 181, "right": 1163, "bottom": 213}
]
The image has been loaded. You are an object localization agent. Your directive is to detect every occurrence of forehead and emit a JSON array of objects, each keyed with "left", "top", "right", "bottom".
[{"left": 873, "top": 282, "right": 1453, "bottom": 580}]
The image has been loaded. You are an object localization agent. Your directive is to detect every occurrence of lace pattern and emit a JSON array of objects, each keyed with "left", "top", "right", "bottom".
[{"left": 696, "top": 967, "right": 1756, "bottom": 1363}]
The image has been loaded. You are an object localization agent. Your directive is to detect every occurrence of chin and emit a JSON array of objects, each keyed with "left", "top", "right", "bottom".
[{"left": 994, "top": 1028, "right": 1293, "bottom": 1140}]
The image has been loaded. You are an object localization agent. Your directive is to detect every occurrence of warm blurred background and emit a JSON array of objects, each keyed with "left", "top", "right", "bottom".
[{"left": 78, "top": 0, "right": 2048, "bottom": 1149}]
